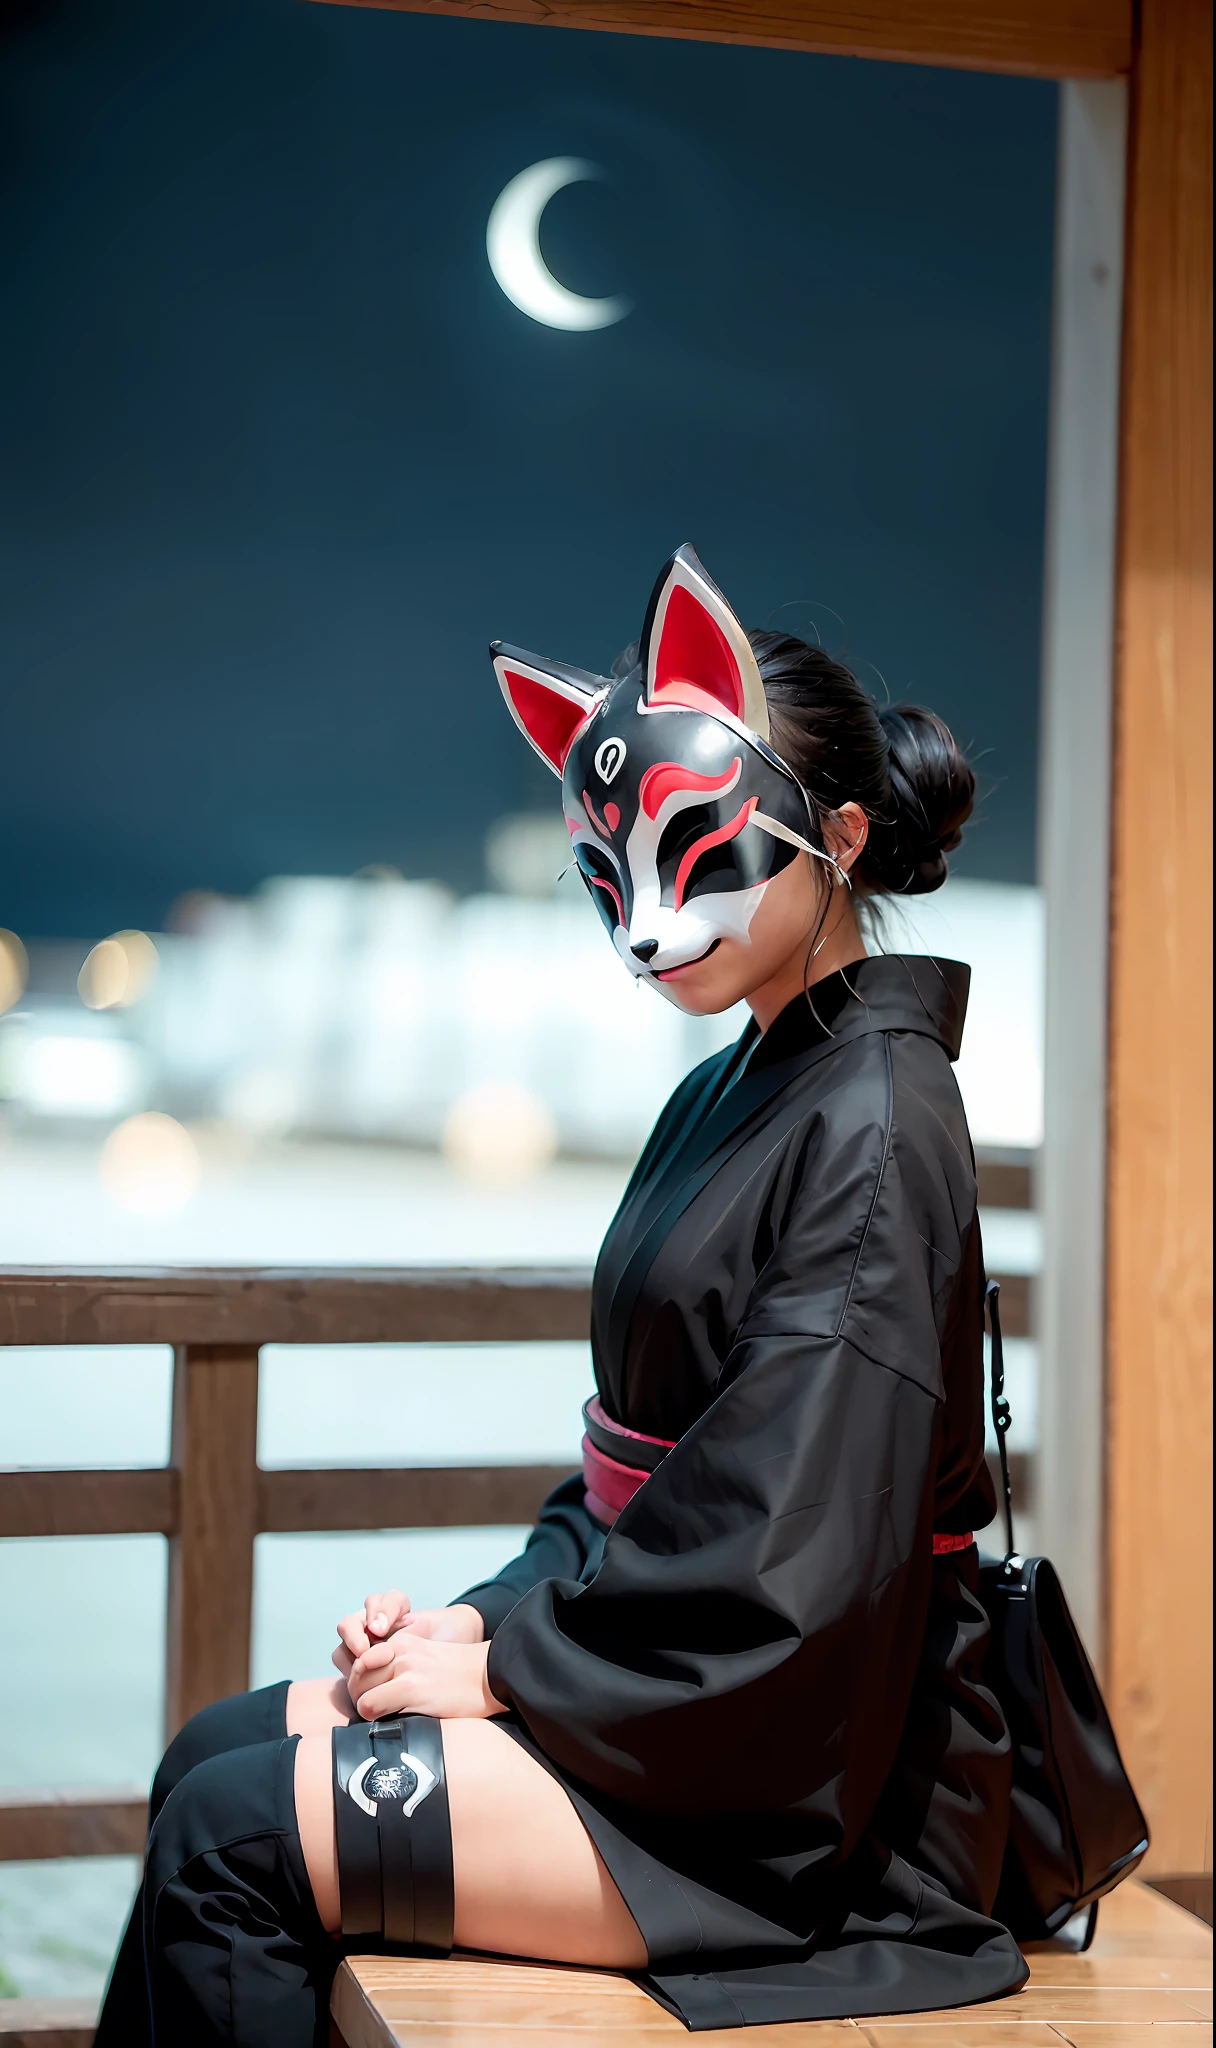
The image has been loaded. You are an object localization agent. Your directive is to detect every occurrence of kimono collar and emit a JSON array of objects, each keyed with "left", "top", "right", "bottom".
[
  {"left": 742, "top": 954, "right": 970, "bottom": 1072},
  {"left": 598, "top": 954, "right": 970, "bottom": 1370}
]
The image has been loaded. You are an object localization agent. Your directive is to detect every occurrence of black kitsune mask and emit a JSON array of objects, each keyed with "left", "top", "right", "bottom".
[{"left": 492, "top": 545, "right": 840, "bottom": 990}]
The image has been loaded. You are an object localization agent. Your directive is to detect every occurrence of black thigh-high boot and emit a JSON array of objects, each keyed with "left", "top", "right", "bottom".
[
  {"left": 142, "top": 1733, "right": 332, "bottom": 2048},
  {"left": 95, "top": 1683, "right": 294, "bottom": 2048}
]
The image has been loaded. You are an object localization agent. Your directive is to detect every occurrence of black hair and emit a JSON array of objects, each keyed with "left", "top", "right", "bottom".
[{"left": 747, "top": 630, "right": 974, "bottom": 895}]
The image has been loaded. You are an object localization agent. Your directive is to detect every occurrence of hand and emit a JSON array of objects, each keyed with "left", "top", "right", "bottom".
[
  {"left": 333, "top": 1592, "right": 484, "bottom": 1689},
  {"left": 347, "top": 1632, "right": 503, "bottom": 1721}
]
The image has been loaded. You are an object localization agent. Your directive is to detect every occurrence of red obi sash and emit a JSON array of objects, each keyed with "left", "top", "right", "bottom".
[
  {"left": 581, "top": 1395, "right": 675, "bottom": 1527},
  {"left": 581, "top": 1394, "right": 973, "bottom": 1553}
]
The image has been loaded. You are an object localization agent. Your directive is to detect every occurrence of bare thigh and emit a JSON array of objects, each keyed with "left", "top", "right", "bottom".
[
  {"left": 294, "top": 1718, "right": 646, "bottom": 1969},
  {"left": 285, "top": 1676, "right": 355, "bottom": 1736}
]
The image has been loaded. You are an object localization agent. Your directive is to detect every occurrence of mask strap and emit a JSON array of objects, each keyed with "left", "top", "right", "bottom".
[{"left": 751, "top": 811, "right": 853, "bottom": 890}]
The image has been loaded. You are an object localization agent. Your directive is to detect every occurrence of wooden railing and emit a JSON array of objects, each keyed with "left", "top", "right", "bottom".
[{"left": 0, "top": 1184, "right": 1030, "bottom": 1867}]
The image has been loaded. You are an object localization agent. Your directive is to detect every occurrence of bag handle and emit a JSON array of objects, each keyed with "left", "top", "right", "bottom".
[{"left": 985, "top": 1277, "right": 1017, "bottom": 1561}]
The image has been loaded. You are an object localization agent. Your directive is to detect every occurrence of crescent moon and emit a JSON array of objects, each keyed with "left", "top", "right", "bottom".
[{"left": 487, "top": 158, "right": 630, "bottom": 332}]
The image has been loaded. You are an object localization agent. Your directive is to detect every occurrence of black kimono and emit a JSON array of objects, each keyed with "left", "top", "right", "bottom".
[{"left": 457, "top": 953, "right": 1028, "bottom": 2028}]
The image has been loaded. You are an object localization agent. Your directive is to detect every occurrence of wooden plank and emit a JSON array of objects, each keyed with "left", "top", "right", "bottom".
[
  {"left": 0, "top": 1467, "right": 176, "bottom": 1538},
  {"left": 262, "top": 1454, "right": 1022, "bottom": 1533},
  {"left": 1106, "top": 0, "right": 1213, "bottom": 1875},
  {"left": 868, "top": 2029, "right": 1209, "bottom": 2045},
  {"left": 0, "top": 1451, "right": 1024, "bottom": 1539},
  {"left": 0, "top": 1262, "right": 1025, "bottom": 1347},
  {"left": 1025, "top": 1953, "right": 1211, "bottom": 1987},
  {"left": 307, "top": 0, "right": 1131, "bottom": 80},
  {"left": 1052, "top": 2029, "right": 1214, "bottom": 2046},
  {"left": 331, "top": 1885, "right": 1209, "bottom": 2045},
  {"left": 0, "top": 2003, "right": 98, "bottom": 2048},
  {"left": 861, "top": 2029, "right": 1067, "bottom": 2045},
  {"left": 258, "top": 1463, "right": 578, "bottom": 1531},
  {"left": 0, "top": 1789, "right": 146, "bottom": 1862},
  {"left": 334, "top": 1954, "right": 861, "bottom": 2043},
  {"left": 0, "top": 1267, "right": 593, "bottom": 1347},
  {"left": 867, "top": 1988, "right": 1207, "bottom": 2021},
  {"left": 164, "top": 1343, "right": 259, "bottom": 1738},
  {"left": 976, "top": 1153, "right": 1033, "bottom": 1213}
]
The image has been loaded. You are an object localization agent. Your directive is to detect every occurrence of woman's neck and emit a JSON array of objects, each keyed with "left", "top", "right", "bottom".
[{"left": 746, "top": 895, "right": 867, "bottom": 1035}]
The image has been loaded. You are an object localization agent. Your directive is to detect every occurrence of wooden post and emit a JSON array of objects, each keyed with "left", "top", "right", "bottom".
[
  {"left": 165, "top": 1343, "right": 260, "bottom": 1739},
  {"left": 1107, "top": 0, "right": 1213, "bottom": 1872}
]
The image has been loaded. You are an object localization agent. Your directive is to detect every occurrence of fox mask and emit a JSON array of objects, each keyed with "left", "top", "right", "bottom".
[{"left": 492, "top": 545, "right": 835, "bottom": 992}]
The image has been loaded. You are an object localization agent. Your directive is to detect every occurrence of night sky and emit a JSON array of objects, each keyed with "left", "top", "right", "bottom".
[{"left": 1, "top": 0, "right": 1057, "bottom": 937}]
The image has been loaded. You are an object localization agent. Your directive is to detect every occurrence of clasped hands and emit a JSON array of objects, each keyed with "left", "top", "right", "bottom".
[{"left": 332, "top": 1590, "right": 503, "bottom": 1722}]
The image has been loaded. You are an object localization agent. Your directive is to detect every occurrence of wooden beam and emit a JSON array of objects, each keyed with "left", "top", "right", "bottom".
[
  {"left": 0, "top": 1447, "right": 1031, "bottom": 1540},
  {"left": 0, "top": 1468, "right": 176, "bottom": 1538},
  {"left": 0, "top": 2000, "right": 99, "bottom": 2046},
  {"left": 257, "top": 1463, "right": 578, "bottom": 1531},
  {"left": 0, "top": 1267, "right": 593, "bottom": 1348},
  {"left": 0, "top": 1788, "right": 146, "bottom": 1861},
  {"left": 0, "top": 1260, "right": 1029, "bottom": 1348},
  {"left": 976, "top": 1153, "right": 1034, "bottom": 1212},
  {"left": 165, "top": 1344, "right": 260, "bottom": 1738},
  {"left": 308, "top": 0, "right": 1131, "bottom": 79},
  {"left": 1107, "top": 0, "right": 1213, "bottom": 1874}
]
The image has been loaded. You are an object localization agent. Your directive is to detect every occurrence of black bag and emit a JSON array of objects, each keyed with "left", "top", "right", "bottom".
[{"left": 978, "top": 1280, "right": 1150, "bottom": 1947}]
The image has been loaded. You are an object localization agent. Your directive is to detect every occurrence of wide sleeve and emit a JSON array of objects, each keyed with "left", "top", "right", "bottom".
[
  {"left": 453, "top": 1476, "right": 604, "bottom": 1636},
  {"left": 486, "top": 1076, "right": 974, "bottom": 1862}
]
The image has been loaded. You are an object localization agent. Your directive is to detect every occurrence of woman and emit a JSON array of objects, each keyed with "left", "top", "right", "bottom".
[{"left": 98, "top": 546, "right": 1027, "bottom": 2043}]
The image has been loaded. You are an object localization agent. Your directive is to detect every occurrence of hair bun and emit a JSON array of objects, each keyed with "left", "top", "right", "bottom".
[{"left": 873, "top": 705, "right": 975, "bottom": 895}]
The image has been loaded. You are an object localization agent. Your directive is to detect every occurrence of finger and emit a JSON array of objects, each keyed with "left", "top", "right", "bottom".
[
  {"left": 332, "top": 1643, "right": 355, "bottom": 1680},
  {"left": 365, "top": 1590, "right": 409, "bottom": 1638},
  {"left": 337, "top": 1612, "right": 371, "bottom": 1657},
  {"left": 351, "top": 1641, "right": 394, "bottom": 1679},
  {"left": 357, "top": 1676, "right": 413, "bottom": 1720}
]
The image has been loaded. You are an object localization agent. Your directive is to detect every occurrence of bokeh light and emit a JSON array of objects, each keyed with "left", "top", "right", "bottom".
[
  {"left": 98, "top": 1111, "right": 201, "bottom": 1215},
  {"left": 0, "top": 931, "right": 28, "bottom": 1016},
  {"left": 78, "top": 930, "right": 160, "bottom": 1010},
  {"left": 441, "top": 1082, "right": 558, "bottom": 1185}
]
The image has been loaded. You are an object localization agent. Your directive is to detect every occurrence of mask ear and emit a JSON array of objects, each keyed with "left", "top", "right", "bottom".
[
  {"left": 640, "top": 544, "right": 770, "bottom": 741},
  {"left": 492, "top": 643, "right": 609, "bottom": 776}
]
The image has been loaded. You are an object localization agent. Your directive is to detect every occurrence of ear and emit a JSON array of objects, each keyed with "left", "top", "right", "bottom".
[
  {"left": 640, "top": 545, "right": 770, "bottom": 741},
  {"left": 492, "top": 643, "right": 609, "bottom": 776}
]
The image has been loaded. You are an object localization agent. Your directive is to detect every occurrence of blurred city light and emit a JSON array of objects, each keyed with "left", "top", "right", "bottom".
[
  {"left": 0, "top": 931, "right": 28, "bottom": 1016},
  {"left": 0, "top": 1028, "right": 145, "bottom": 1118},
  {"left": 78, "top": 930, "right": 159, "bottom": 1010},
  {"left": 441, "top": 1081, "right": 559, "bottom": 1184},
  {"left": 98, "top": 1111, "right": 201, "bottom": 1214}
]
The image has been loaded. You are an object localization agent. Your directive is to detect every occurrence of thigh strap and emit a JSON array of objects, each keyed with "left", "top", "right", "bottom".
[{"left": 332, "top": 1715, "right": 454, "bottom": 1952}]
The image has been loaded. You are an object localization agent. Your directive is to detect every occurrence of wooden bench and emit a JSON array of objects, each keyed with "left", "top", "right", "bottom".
[
  {"left": 329, "top": 1882, "right": 1213, "bottom": 2048},
  {"left": 0, "top": 1879, "right": 1207, "bottom": 2044}
]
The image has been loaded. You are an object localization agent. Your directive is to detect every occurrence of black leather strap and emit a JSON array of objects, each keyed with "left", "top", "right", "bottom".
[
  {"left": 330, "top": 1714, "right": 454, "bottom": 1953},
  {"left": 985, "top": 1277, "right": 1016, "bottom": 1559}
]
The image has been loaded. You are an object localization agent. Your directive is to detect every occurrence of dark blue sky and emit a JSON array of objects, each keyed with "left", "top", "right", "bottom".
[{"left": 1, "top": 0, "right": 1056, "bottom": 936}]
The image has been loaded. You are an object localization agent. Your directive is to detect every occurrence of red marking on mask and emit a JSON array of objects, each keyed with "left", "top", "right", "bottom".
[
  {"left": 504, "top": 669, "right": 591, "bottom": 772},
  {"left": 673, "top": 798, "right": 758, "bottom": 910},
  {"left": 582, "top": 790, "right": 612, "bottom": 841},
  {"left": 589, "top": 875, "right": 624, "bottom": 925},
  {"left": 650, "top": 585, "right": 747, "bottom": 723},
  {"left": 638, "top": 758, "right": 742, "bottom": 822},
  {"left": 604, "top": 801, "right": 621, "bottom": 833}
]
